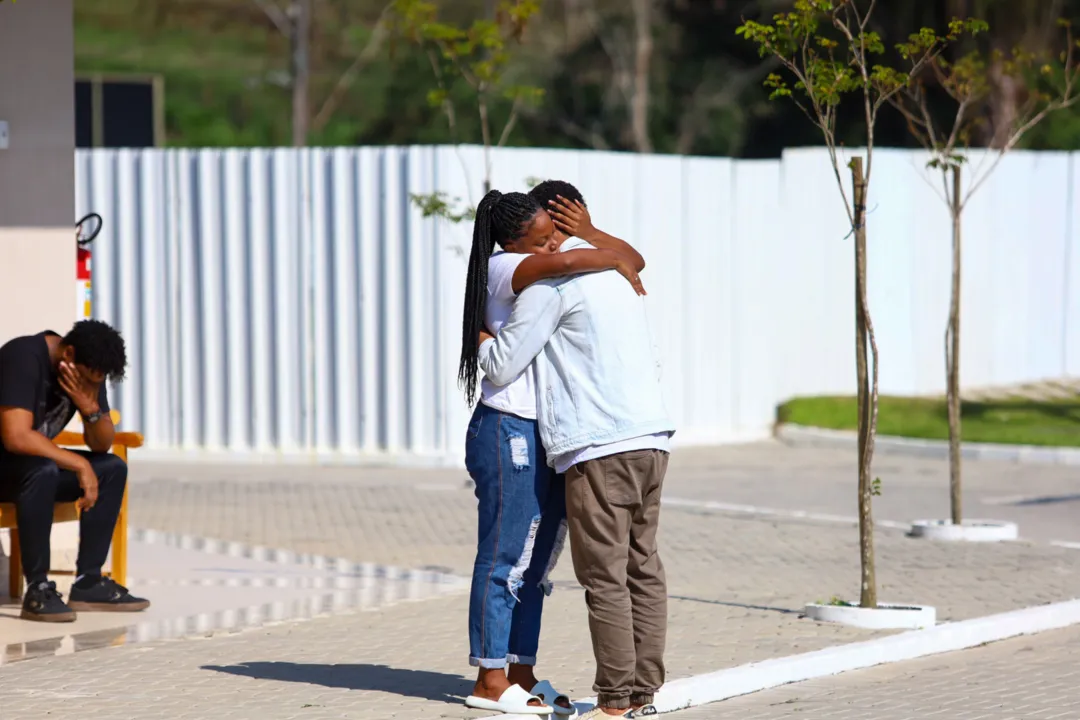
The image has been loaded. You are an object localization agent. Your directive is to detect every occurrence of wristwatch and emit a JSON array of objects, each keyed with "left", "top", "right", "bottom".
[{"left": 84, "top": 411, "right": 103, "bottom": 425}]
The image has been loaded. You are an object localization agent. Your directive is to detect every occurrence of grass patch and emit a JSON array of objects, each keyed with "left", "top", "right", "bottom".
[{"left": 778, "top": 395, "right": 1080, "bottom": 447}]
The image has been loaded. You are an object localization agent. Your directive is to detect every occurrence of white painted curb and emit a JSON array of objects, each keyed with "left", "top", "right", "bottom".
[
  {"left": 804, "top": 602, "right": 936, "bottom": 630},
  {"left": 910, "top": 519, "right": 1019, "bottom": 542},
  {"left": 776, "top": 423, "right": 1080, "bottom": 466},
  {"left": 489, "top": 598, "right": 1080, "bottom": 718}
]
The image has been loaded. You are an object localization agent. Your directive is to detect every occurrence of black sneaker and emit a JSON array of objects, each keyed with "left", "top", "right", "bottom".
[
  {"left": 21, "top": 581, "right": 77, "bottom": 623},
  {"left": 68, "top": 577, "right": 151, "bottom": 613}
]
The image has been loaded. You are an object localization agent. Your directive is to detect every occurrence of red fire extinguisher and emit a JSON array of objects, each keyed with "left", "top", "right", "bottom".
[{"left": 75, "top": 213, "right": 102, "bottom": 320}]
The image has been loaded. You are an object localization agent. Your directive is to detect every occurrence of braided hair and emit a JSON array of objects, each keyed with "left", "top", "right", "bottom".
[{"left": 459, "top": 189, "right": 544, "bottom": 404}]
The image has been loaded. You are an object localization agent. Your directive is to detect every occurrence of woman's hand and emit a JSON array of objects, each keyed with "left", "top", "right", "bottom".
[
  {"left": 478, "top": 328, "right": 495, "bottom": 348},
  {"left": 615, "top": 259, "right": 646, "bottom": 296},
  {"left": 548, "top": 196, "right": 598, "bottom": 240}
]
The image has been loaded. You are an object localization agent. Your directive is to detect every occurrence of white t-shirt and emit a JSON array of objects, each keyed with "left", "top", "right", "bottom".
[
  {"left": 480, "top": 246, "right": 671, "bottom": 471},
  {"left": 479, "top": 251, "right": 538, "bottom": 419},
  {"left": 551, "top": 433, "right": 671, "bottom": 475}
]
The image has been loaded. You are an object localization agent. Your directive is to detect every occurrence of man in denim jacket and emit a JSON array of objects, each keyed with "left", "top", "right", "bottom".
[{"left": 478, "top": 184, "right": 675, "bottom": 718}]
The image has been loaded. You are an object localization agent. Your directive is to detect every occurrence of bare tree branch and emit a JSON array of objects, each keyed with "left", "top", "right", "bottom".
[
  {"left": 253, "top": 0, "right": 291, "bottom": 36},
  {"left": 425, "top": 47, "right": 458, "bottom": 140},
  {"left": 675, "top": 57, "right": 780, "bottom": 154},
  {"left": 497, "top": 95, "right": 525, "bottom": 149},
  {"left": 582, "top": 0, "right": 633, "bottom": 107},
  {"left": 312, "top": 3, "right": 395, "bottom": 132},
  {"left": 478, "top": 83, "right": 494, "bottom": 189},
  {"left": 553, "top": 115, "right": 612, "bottom": 150},
  {"left": 629, "top": 0, "right": 654, "bottom": 152},
  {"left": 860, "top": 0, "right": 877, "bottom": 32},
  {"left": 963, "top": 25, "right": 1080, "bottom": 207}
]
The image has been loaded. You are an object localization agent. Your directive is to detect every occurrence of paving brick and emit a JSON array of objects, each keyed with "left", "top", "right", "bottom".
[{"left": 0, "top": 444, "right": 1076, "bottom": 718}]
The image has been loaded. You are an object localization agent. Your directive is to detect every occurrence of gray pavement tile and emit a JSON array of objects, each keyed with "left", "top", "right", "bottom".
[{"left": 0, "top": 444, "right": 1076, "bottom": 719}]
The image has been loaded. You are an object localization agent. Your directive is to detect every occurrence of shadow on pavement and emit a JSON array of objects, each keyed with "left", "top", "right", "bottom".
[
  {"left": 1013, "top": 493, "right": 1080, "bottom": 506},
  {"left": 669, "top": 595, "right": 800, "bottom": 615},
  {"left": 202, "top": 662, "right": 472, "bottom": 703}
]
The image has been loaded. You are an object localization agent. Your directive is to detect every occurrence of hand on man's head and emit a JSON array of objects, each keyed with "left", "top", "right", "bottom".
[
  {"left": 58, "top": 361, "right": 101, "bottom": 416},
  {"left": 548, "top": 196, "right": 598, "bottom": 241}
]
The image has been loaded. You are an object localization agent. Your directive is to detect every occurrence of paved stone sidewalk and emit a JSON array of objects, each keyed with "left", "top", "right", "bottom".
[
  {"left": 1, "top": 445, "right": 1076, "bottom": 718},
  {"left": 0, "top": 581, "right": 869, "bottom": 719},
  {"left": 128, "top": 441, "right": 1080, "bottom": 552},
  {"left": 677, "top": 624, "right": 1080, "bottom": 719},
  {"left": 125, "top": 450, "right": 1080, "bottom": 622},
  {"left": 960, "top": 376, "right": 1080, "bottom": 402},
  {"left": 661, "top": 443, "right": 1080, "bottom": 546},
  {"left": 1, "top": 500, "right": 1077, "bottom": 717}
]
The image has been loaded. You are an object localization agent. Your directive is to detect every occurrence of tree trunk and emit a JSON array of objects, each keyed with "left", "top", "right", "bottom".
[
  {"left": 629, "top": 0, "right": 653, "bottom": 153},
  {"left": 947, "top": 165, "right": 963, "bottom": 525},
  {"left": 479, "top": 93, "right": 492, "bottom": 194},
  {"left": 852, "top": 157, "right": 877, "bottom": 610},
  {"left": 986, "top": 60, "right": 1021, "bottom": 149},
  {"left": 290, "top": 0, "right": 311, "bottom": 147}
]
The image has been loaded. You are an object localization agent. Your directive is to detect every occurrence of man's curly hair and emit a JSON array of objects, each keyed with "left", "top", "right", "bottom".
[
  {"left": 528, "top": 179, "right": 587, "bottom": 210},
  {"left": 62, "top": 320, "right": 127, "bottom": 382}
]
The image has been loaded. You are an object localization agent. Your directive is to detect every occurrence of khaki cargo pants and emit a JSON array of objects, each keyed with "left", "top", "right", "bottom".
[{"left": 565, "top": 449, "right": 669, "bottom": 710}]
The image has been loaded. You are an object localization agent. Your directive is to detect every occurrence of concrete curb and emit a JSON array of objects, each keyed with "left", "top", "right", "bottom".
[
  {"left": 491, "top": 597, "right": 1080, "bottom": 718},
  {"left": 776, "top": 423, "right": 1080, "bottom": 466}
]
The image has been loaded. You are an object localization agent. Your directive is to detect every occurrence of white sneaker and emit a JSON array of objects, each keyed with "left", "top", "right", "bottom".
[{"left": 577, "top": 708, "right": 633, "bottom": 719}]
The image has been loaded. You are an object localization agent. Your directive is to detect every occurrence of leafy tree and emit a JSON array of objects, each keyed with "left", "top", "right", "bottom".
[
  {"left": 392, "top": 0, "right": 544, "bottom": 223},
  {"left": 738, "top": 0, "right": 981, "bottom": 609},
  {"left": 887, "top": 19, "right": 1080, "bottom": 528}
]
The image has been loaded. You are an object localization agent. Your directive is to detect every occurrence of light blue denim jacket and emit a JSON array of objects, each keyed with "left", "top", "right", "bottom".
[{"left": 477, "top": 238, "right": 675, "bottom": 461}]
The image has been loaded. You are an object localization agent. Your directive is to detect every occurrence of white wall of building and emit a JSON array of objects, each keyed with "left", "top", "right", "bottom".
[
  {"left": 0, "top": 0, "right": 76, "bottom": 342},
  {"left": 0, "top": 0, "right": 78, "bottom": 592}
]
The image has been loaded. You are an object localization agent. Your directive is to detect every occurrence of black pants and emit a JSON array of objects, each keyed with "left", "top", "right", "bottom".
[{"left": 0, "top": 452, "right": 127, "bottom": 585}]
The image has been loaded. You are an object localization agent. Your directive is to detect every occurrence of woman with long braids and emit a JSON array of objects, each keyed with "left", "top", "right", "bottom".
[{"left": 462, "top": 189, "right": 644, "bottom": 715}]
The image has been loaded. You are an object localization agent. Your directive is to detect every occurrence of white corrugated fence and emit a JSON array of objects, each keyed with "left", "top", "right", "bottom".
[{"left": 74, "top": 145, "right": 1080, "bottom": 462}]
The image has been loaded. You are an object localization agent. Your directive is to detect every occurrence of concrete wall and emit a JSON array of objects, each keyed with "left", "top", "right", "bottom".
[
  {"left": 0, "top": 0, "right": 77, "bottom": 596},
  {"left": 0, "top": 0, "right": 76, "bottom": 342}
]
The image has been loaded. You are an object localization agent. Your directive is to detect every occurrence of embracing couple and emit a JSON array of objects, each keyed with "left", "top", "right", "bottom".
[{"left": 460, "top": 180, "right": 674, "bottom": 719}]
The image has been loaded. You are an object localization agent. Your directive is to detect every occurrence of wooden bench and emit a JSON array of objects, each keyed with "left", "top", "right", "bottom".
[{"left": 1, "top": 410, "right": 143, "bottom": 600}]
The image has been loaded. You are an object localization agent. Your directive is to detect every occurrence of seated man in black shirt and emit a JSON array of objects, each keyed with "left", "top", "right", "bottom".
[{"left": 0, "top": 320, "right": 149, "bottom": 621}]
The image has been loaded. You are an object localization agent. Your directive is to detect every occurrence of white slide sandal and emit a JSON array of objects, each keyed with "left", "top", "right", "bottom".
[
  {"left": 465, "top": 683, "right": 553, "bottom": 715},
  {"left": 530, "top": 680, "right": 574, "bottom": 716}
]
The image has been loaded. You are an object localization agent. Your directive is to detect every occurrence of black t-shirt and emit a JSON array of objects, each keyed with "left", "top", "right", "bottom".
[{"left": 0, "top": 331, "right": 110, "bottom": 454}]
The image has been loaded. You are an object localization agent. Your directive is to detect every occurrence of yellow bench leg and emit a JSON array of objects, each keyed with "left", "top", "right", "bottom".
[
  {"left": 110, "top": 445, "right": 128, "bottom": 586},
  {"left": 9, "top": 528, "right": 22, "bottom": 600}
]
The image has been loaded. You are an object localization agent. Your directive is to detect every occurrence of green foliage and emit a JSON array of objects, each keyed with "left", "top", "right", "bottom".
[
  {"left": 890, "top": 16, "right": 1080, "bottom": 178},
  {"left": 410, "top": 191, "right": 476, "bottom": 223},
  {"left": 737, "top": 1, "right": 982, "bottom": 143},
  {"left": 75, "top": 1, "right": 1080, "bottom": 158},
  {"left": 778, "top": 395, "right": 1080, "bottom": 448},
  {"left": 392, "top": 0, "right": 544, "bottom": 121},
  {"left": 392, "top": 0, "right": 544, "bottom": 223},
  {"left": 871, "top": 477, "right": 882, "bottom": 497}
]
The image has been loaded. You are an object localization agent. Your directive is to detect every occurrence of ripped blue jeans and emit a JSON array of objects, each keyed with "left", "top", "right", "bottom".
[{"left": 465, "top": 402, "right": 567, "bottom": 669}]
